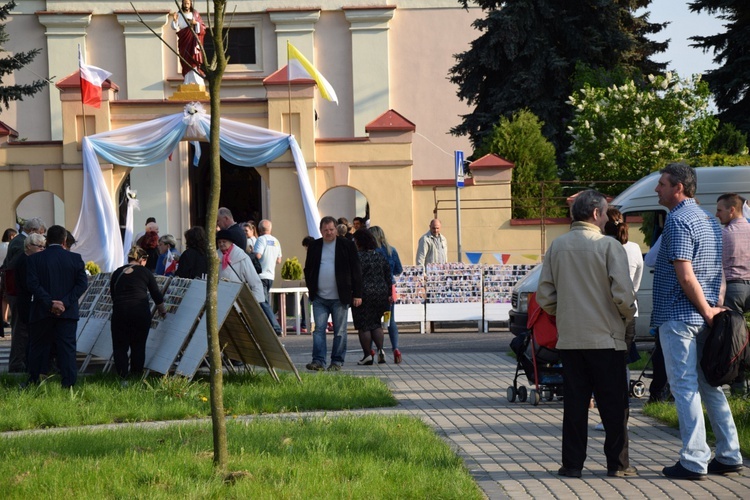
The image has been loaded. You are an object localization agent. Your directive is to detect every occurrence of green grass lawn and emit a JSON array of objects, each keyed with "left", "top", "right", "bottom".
[
  {"left": 0, "top": 371, "right": 482, "bottom": 497},
  {"left": 0, "top": 371, "right": 396, "bottom": 431},
  {"left": 0, "top": 415, "right": 483, "bottom": 499}
]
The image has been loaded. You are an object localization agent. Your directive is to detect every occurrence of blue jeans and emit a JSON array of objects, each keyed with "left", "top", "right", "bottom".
[
  {"left": 312, "top": 297, "right": 349, "bottom": 366},
  {"left": 387, "top": 302, "right": 398, "bottom": 351},
  {"left": 260, "top": 301, "right": 281, "bottom": 333},
  {"left": 659, "top": 320, "right": 742, "bottom": 472},
  {"left": 261, "top": 279, "right": 273, "bottom": 305}
]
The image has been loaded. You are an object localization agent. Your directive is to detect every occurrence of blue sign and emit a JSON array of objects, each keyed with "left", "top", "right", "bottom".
[{"left": 455, "top": 150, "right": 464, "bottom": 188}]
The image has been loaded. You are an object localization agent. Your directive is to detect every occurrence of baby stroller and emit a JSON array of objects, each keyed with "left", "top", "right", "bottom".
[{"left": 507, "top": 293, "right": 563, "bottom": 406}]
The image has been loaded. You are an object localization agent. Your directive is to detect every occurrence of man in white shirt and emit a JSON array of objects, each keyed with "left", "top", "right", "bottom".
[{"left": 254, "top": 219, "right": 282, "bottom": 304}]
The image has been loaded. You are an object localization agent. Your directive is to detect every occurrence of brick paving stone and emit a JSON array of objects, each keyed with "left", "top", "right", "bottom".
[{"left": 320, "top": 350, "right": 750, "bottom": 499}]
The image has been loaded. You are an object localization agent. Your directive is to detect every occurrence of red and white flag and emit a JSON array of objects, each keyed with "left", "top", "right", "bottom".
[
  {"left": 78, "top": 46, "right": 112, "bottom": 108},
  {"left": 164, "top": 250, "right": 178, "bottom": 275}
]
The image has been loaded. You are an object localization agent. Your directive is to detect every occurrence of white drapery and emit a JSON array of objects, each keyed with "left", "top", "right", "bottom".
[{"left": 73, "top": 104, "right": 322, "bottom": 272}]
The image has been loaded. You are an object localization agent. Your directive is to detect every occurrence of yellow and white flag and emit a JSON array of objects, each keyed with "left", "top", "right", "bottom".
[{"left": 287, "top": 41, "right": 338, "bottom": 104}]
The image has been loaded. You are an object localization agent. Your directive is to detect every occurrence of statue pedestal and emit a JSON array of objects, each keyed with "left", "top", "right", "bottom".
[{"left": 168, "top": 84, "right": 209, "bottom": 101}]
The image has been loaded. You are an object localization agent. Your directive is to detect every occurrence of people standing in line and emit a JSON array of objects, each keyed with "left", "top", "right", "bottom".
[
  {"left": 1, "top": 227, "right": 18, "bottom": 330},
  {"left": 416, "top": 218, "right": 448, "bottom": 266},
  {"left": 175, "top": 226, "right": 208, "bottom": 279},
  {"left": 110, "top": 247, "right": 167, "bottom": 382},
  {"left": 155, "top": 234, "right": 181, "bottom": 276},
  {"left": 254, "top": 219, "right": 282, "bottom": 305},
  {"left": 652, "top": 163, "right": 743, "bottom": 480},
  {"left": 25, "top": 225, "right": 88, "bottom": 388},
  {"left": 351, "top": 229, "right": 392, "bottom": 365},
  {"left": 6, "top": 233, "right": 46, "bottom": 372},
  {"left": 304, "top": 216, "right": 363, "bottom": 371},
  {"left": 3, "top": 218, "right": 45, "bottom": 341},
  {"left": 370, "top": 225, "right": 404, "bottom": 364},
  {"left": 242, "top": 221, "right": 258, "bottom": 253},
  {"left": 536, "top": 190, "right": 637, "bottom": 479},
  {"left": 594, "top": 208, "right": 644, "bottom": 431},
  {"left": 138, "top": 230, "right": 160, "bottom": 272},
  {"left": 715, "top": 193, "right": 750, "bottom": 395},
  {"left": 171, "top": 0, "right": 205, "bottom": 84},
  {"left": 217, "top": 230, "right": 282, "bottom": 336}
]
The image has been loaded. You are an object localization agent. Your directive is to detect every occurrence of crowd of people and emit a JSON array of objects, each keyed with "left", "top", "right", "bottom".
[
  {"left": 537, "top": 163, "right": 746, "bottom": 480},
  {"left": 4, "top": 164, "right": 744, "bottom": 482}
]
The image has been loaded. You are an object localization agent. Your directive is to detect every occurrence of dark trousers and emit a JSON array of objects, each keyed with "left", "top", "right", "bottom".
[
  {"left": 261, "top": 278, "right": 273, "bottom": 305},
  {"left": 111, "top": 307, "right": 151, "bottom": 378},
  {"left": 28, "top": 317, "right": 78, "bottom": 387},
  {"left": 649, "top": 331, "right": 669, "bottom": 401},
  {"left": 559, "top": 349, "right": 629, "bottom": 471}
]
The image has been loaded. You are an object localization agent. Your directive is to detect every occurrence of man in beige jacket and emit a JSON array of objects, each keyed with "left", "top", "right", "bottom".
[{"left": 536, "top": 189, "right": 636, "bottom": 479}]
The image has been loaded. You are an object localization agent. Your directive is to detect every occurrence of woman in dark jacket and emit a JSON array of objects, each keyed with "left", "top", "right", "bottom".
[
  {"left": 175, "top": 226, "right": 208, "bottom": 279},
  {"left": 351, "top": 229, "right": 392, "bottom": 365},
  {"left": 110, "top": 247, "right": 166, "bottom": 380}
]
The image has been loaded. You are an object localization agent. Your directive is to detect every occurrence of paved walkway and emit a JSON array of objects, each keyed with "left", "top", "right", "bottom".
[
  {"left": 285, "top": 349, "right": 750, "bottom": 499},
  {"left": 3, "top": 330, "right": 749, "bottom": 498}
]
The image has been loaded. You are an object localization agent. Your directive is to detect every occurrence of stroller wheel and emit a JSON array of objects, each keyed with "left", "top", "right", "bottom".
[
  {"left": 631, "top": 381, "right": 646, "bottom": 399},
  {"left": 518, "top": 386, "right": 528, "bottom": 402},
  {"left": 543, "top": 388, "right": 554, "bottom": 402},
  {"left": 506, "top": 386, "right": 517, "bottom": 403},
  {"left": 529, "top": 389, "right": 541, "bottom": 406}
]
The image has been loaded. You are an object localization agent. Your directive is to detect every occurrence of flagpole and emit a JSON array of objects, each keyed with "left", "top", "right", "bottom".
[
  {"left": 286, "top": 40, "right": 292, "bottom": 135},
  {"left": 78, "top": 44, "right": 88, "bottom": 138}
]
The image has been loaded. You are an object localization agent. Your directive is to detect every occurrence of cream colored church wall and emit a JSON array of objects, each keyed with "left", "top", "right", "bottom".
[{"left": 389, "top": 7, "right": 479, "bottom": 181}]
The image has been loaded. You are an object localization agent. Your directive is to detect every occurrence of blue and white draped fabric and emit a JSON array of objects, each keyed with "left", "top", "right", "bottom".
[{"left": 73, "top": 103, "right": 322, "bottom": 272}]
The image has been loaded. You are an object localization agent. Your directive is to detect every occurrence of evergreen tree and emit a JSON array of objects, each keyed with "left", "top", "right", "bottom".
[
  {"left": 450, "top": 1, "right": 667, "bottom": 170},
  {"left": 689, "top": 1, "right": 750, "bottom": 139},
  {"left": 479, "top": 110, "right": 564, "bottom": 219},
  {"left": 0, "top": 1, "right": 47, "bottom": 110}
]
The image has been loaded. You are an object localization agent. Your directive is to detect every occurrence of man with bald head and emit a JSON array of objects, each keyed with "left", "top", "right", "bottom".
[{"left": 415, "top": 218, "right": 447, "bottom": 266}]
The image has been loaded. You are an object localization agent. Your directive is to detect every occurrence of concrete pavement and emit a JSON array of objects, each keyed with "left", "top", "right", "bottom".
[{"left": 284, "top": 336, "right": 750, "bottom": 499}]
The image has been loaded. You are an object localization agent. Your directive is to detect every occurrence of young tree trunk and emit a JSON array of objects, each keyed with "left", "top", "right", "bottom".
[{"left": 203, "top": 0, "right": 229, "bottom": 473}]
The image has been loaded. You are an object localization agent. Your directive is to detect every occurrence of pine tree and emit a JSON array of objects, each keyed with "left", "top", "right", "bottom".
[
  {"left": 0, "top": 1, "right": 47, "bottom": 111},
  {"left": 689, "top": 1, "right": 750, "bottom": 140},
  {"left": 450, "top": 1, "right": 667, "bottom": 168}
]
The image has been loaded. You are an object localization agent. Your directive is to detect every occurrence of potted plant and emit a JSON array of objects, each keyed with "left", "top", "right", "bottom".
[{"left": 280, "top": 257, "right": 304, "bottom": 288}]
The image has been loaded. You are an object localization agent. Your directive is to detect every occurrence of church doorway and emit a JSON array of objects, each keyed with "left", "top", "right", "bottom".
[{"left": 188, "top": 142, "right": 264, "bottom": 228}]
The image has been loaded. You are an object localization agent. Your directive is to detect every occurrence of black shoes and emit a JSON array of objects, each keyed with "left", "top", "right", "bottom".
[
  {"left": 305, "top": 361, "right": 325, "bottom": 371},
  {"left": 557, "top": 467, "right": 582, "bottom": 478},
  {"left": 708, "top": 458, "right": 743, "bottom": 475},
  {"left": 662, "top": 461, "right": 707, "bottom": 480},
  {"left": 607, "top": 466, "right": 638, "bottom": 477}
]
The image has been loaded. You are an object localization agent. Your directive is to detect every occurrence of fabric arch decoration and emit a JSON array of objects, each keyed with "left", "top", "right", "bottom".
[{"left": 73, "top": 102, "right": 322, "bottom": 272}]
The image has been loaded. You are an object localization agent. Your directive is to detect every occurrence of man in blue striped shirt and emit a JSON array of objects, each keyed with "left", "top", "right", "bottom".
[{"left": 652, "top": 163, "right": 743, "bottom": 480}]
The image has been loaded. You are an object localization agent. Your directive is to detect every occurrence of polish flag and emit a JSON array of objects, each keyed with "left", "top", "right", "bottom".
[
  {"left": 78, "top": 46, "right": 111, "bottom": 108},
  {"left": 164, "top": 250, "right": 178, "bottom": 275}
]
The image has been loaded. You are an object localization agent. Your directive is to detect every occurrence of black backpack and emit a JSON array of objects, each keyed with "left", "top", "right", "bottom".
[{"left": 701, "top": 310, "right": 750, "bottom": 387}]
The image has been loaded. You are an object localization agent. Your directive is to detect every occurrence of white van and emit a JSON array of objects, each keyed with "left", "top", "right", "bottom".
[{"left": 508, "top": 166, "right": 750, "bottom": 340}]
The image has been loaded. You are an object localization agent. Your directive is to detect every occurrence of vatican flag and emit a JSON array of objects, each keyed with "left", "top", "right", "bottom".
[{"left": 287, "top": 41, "right": 338, "bottom": 104}]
